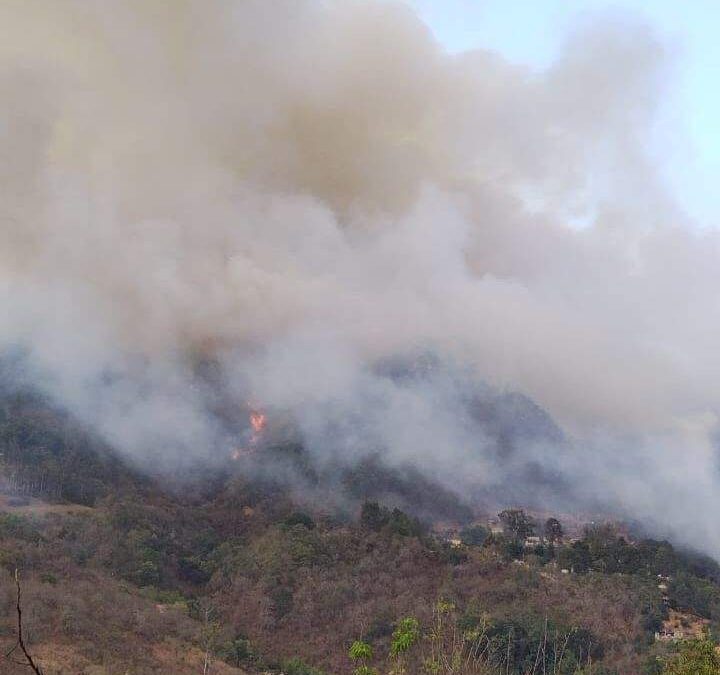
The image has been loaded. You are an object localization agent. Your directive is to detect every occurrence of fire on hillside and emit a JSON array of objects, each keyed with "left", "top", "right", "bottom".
[{"left": 230, "top": 406, "right": 267, "bottom": 460}]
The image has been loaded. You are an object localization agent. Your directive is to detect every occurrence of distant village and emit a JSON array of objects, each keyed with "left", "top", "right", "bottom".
[{"left": 436, "top": 509, "right": 713, "bottom": 644}]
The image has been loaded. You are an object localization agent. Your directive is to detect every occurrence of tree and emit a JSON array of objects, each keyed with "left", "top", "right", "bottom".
[
  {"left": 348, "top": 640, "right": 377, "bottom": 675},
  {"left": 498, "top": 509, "right": 535, "bottom": 544},
  {"left": 5, "top": 570, "right": 43, "bottom": 674},
  {"left": 662, "top": 633, "right": 720, "bottom": 674},
  {"left": 386, "top": 508, "right": 423, "bottom": 538},
  {"left": 557, "top": 540, "right": 592, "bottom": 573},
  {"left": 349, "top": 640, "right": 373, "bottom": 661},
  {"left": 360, "top": 501, "right": 388, "bottom": 531},
  {"left": 196, "top": 600, "right": 220, "bottom": 675},
  {"left": 459, "top": 524, "right": 488, "bottom": 547},
  {"left": 220, "top": 635, "right": 253, "bottom": 668},
  {"left": 544, "top": 517, "right": 564, "bottom": 545},
  {"left": 359, "top": 502, "right": 422, "bottom": 538},
  {"left": 390, "top": 617, "right": 420, "bottom": 674},
  {"left": 391, "top": 617, "right": 420, "bottom": 656}
]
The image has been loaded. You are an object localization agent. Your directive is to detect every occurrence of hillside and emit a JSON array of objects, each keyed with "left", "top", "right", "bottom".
[
  {"left": 0, "top": 391, "right": 718, "bottom": 674},
  {"left": 3, "top": 1, "right": 720, "bottom": 674}
]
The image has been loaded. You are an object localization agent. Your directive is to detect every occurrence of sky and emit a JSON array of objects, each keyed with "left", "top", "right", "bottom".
[{"left": 407, "top": 0, "right": 720, "bottom": 228}]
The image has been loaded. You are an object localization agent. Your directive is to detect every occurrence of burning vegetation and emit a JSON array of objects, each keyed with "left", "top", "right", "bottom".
[
  {"left": 249, "top": 410, "right": 267, "bottom": 440},
  {"left": 231, "top": 406, "right": 268, "bottom": 460}
]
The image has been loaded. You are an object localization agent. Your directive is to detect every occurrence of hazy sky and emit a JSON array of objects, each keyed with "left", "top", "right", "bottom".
[{"left": 407, "top": 0, "right": 720, "bottom": 228}]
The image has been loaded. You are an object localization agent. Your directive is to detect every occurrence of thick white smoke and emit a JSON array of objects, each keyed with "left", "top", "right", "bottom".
[{"left": 1, "top": 1, "right": 719, "bottom": 552}]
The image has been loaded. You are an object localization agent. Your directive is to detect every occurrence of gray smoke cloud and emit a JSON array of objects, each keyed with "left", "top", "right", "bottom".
[{"left": 1, "top": 1, "right": 719, "bottom": 552}]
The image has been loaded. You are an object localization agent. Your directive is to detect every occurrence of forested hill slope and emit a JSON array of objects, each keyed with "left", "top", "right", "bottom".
[
  {"left": 0, "top": 378, "right": 720, "bottom": 675},
  {"left": 0, "top": 387, "right": 719, "bottom": 673}
]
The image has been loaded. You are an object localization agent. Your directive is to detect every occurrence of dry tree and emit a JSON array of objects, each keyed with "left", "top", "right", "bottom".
[{"left": 4, "top": 569, "right": 43, "bottom": 675}]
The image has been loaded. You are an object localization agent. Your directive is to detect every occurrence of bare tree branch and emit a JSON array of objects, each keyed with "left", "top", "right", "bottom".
[{"left": 8, "top": 569, "right": 44, "bottom": 675}]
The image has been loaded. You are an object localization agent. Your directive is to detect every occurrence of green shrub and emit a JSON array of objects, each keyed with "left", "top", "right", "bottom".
[
  {"left": 282, "top": 657, "right": 326, "bottom": 675},
  {"left": 353, "top": 667, "right": 378, "bottom": 675},
  {"left": 283, "top": 511, "right": 316, "bottom": 530},
  {"left": 459, "top": 525, "right": 489, "bottom": 547},
  {"left": 359, "top": 501, "right": 423, "bottom": 537},
  {"left": 360, "top": 501, "right": 388, "bottom": 531},
  {"left": 483, "top": 617, "right": 603, "bottom": 674},
  {"left": 269, "top": 584, "right": 294, "bottom": 620},
  {"left": 220, "top": 635, "right": 255, "bottom": 667},
  {"left": 0, "top": 513, "right": 41, "bottom": 542},
  {"left": 349, "top": 640, "right": 373, "bottom": 661},
  {"left": 662, "top": 633, "right": 720, "bottom": 674},
  {"left": 387, "top": 508, "right": 423, "bottom": 537},
  {"left": 391, "top": 617, "right": 420, "bottom": 656},
  {"left": 178, "top": 555, "right": 212, "bottom": 584}
]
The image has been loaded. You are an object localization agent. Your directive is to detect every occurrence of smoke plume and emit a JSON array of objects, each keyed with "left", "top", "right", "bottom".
[{"left": 1, "top": 1, "right": 719, "bottom": 552}]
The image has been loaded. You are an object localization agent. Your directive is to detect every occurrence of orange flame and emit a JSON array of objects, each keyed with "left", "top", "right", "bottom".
[
  {"left": 230, "top": 407, "right": 267, "bottom": 461},
  {"left": 250, "top": 411, "right": 267, "bottom": 434}
]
